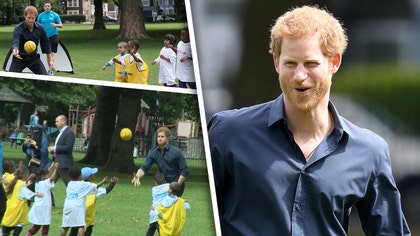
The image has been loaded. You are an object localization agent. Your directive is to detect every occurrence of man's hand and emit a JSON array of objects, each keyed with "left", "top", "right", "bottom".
[
  {"left": 49, "top": 63, "right": 55, "bottom": 72},
  {"left": 13, "top": 48, "right": 22, "bottom": 60},
  {"left": 131, "top": 172, "right": 141, "bottom": 187},
  {"left": 47, "top": 53, "right": 55, "bottom": 72},
  {"left": 101, "top": 176, "right": 109, "bottom": 184},
  {"left": 111, "top": 176, "right": 119, "bottom": 183}
]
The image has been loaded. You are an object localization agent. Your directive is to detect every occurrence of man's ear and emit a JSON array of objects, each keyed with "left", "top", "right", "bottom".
[
  {"left": 330, "top": 53, "right": 342, "bottom": 74},
  {"left": 273, "top": 54, "right": 280, "bottom": 74}
]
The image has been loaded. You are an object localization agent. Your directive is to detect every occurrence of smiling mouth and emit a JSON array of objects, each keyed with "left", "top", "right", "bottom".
[{"left": 296, "top": 88, "right": 310, "bottom": 92}]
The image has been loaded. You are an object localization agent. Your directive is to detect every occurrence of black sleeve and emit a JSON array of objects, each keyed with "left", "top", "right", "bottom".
[
  {"left": 105, "top": 182, "right": 116, "bottom": 194},
  {"left": 22, "top": 143, "right": 27, "bottom": 153}
]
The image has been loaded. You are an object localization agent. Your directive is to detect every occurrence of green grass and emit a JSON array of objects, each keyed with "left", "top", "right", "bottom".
[
  {"left": 0, "top": 23, "right": 187, "bottom": 85},
  {"left": 2, "top": 142, "right": 216, "bottom": 235},
  {"left": 0, "top": 22, "right": 215, "bottom": 235}
]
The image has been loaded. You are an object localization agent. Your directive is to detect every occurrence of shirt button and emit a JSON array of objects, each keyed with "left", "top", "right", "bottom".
[
  {"left": 295, "top": 204, "right": 301, "bottom": 211},
  {"left": 301, "top": 169, "right": 306, "bottom": 174}
]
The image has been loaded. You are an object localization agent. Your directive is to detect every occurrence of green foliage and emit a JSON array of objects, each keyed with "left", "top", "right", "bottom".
[
  {"left": 0, "top": 0, "right": 26, "bottom": 25},
  {"left": 140, "top": 92, "right": 200, "bottom": 123},
  {"left": 34, "top": 0, "right": 63, "bottom": 14},
  {"left": 60, "top": 14, "right": 86, "bottom": 23},
  {"left": 333, "top": 64, "right": 420, "bottom": 135},
  {"left": 0, "top": 78, "right": 98, "bottom": 126}
]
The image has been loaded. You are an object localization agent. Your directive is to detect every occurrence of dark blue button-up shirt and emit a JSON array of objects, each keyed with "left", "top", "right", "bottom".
[
  {"left": 12, "top": 21, "right": 51, "bottom": 58},
  {"left": 208, "top": 94, "right": 410, "bottom": 235},
  {"left": 141, "top": 144, "right": 189, "bottom": 183}
]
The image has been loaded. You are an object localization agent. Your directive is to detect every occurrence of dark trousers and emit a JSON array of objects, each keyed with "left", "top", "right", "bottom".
[
  {"left": 49, "top": 35, "right": 59, "bottom": 53},
  {"left": 146, "top": 222, "right": 159, "bottom": 236},
  {"left": 0, "top": 184, "right": 6, "bottom": 221},
  {"left": 9, "top": 54, "right": 47, "bottom": 75},
  {"left": 179, "top": 182, "right": 186, "bottom": 196},
  {"left": 55, "top": 168, "right": 71, "bottom": 186},
  {"left": 178, "top": 80, "right": 197, "bottom": 89},
  {"left": 1, "top": 226, "right": 23, "bottom": 236},
  {"left": 69, "top": 225, "right": 93, "bottom": 236}
]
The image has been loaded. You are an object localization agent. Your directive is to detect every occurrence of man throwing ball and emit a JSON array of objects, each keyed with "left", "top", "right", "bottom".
[
  {"left": 132, "top": 127, "right": 189, "bottom": 196},
  {"left": 10, "top": 6, "right": 54, "bottom": 75}
]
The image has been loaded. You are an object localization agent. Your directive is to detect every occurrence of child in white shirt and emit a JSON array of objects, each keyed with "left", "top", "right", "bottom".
[
  {"left": 146, "top": 172, "right": 169, "bottom": 236},
  {"left": 151, "top": 34, "right": 177, "bottom": 87},
  {"left": 60, "top": 166, "right": 97, "bottom": 236},
  {"left": 27, "top": 162, "right": 59, "bottom": 236}
]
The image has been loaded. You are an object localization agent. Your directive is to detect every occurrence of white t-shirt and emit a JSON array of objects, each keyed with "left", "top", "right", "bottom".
[
  {"left": 150, "top": 183, "right": 170, "bottom": 223},
  {"left": 175, "top": 41, "right": 195, "bottom": 83},
  {"left": 154, "top": 47, "right": 177, "bottom": 85},
  {"left": 62, "top": 180, "right": 97, "bottom": 227},
  {"left": 28, "top": 178, "right": 55, "bottom": 225}
]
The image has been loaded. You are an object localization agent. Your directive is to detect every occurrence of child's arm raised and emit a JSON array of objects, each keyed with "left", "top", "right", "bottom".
[
  {"left": 49, "top": 162, "right": 59, "bottom": 183},
  {"left": 105, "top": 176, "right": 118, "bottom": 194},
  {"left": 97, "top": 176, "right": 109, "bottom": 188},
  {"left": 131, "top": 52, "right": 144, "bottom": 63}
]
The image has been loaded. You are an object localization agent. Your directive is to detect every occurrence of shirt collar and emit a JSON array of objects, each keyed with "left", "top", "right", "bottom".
[
  {"left": 267, "top": 94, "right": 286, "bottom": 127},
  {"left": 267, "top": 93, "right": 352, "bottom": 138},
  {"left": 158, "top": 143, "right": 170, "bottom": 151},
  {"left": 59, "top": 126, "right": 68, "bottom": 132},
  {"left": 24, "top": 22, "right": 40, "bottom": 30}
]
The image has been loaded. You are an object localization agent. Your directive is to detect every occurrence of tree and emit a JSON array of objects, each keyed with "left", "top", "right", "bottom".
[
  {"left": 92, "top": 0, "right": 148, "bottom": 39},
  {"left": 93, "top": 0, "right": 106, "bottom": 30},
  {"left": 117, "top": 0, "right": 149, "bottom": 39},
  {"left": 35, "top": 0, "right": 63, "bottom": 14},
  {"left": 103, "top": 88, "right": 141, "bottom": 172},
  {"left": 0, "top": 78, "right": 98, "bottom": 129},
  {"left": 80, "top": 88, "right": 200, "bottom": 173},
  {"left": 0, "top": 0, "right": 26, "bottom": 25},
  {"left": 81, "top": 86, "right": 142, "bottom": 173},
  {"left": 174, "top": 0, "right": 187, "bottom": 21},
  {"left": 81, "top": 86, "right": 120, "bottom": 166}
]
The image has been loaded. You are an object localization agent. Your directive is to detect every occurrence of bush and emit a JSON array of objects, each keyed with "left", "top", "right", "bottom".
[
  {"left": 333, "top": 64, "right": 420, "bottom": 135},
  {"left": 60, "top": 14, "right": 86, "bottom": 23}
]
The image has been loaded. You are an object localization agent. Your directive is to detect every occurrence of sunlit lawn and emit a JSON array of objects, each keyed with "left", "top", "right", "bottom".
[{"left": 0, "top": 22, "right": 187, "bottom": 85}]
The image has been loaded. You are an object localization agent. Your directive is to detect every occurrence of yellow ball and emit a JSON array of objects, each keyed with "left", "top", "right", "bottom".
[
  {"left": 120, "top": 128, "right": 132, "bottom": 141},
  {"left": 24, "top": 40, "right": 37, "bottom": 53}
]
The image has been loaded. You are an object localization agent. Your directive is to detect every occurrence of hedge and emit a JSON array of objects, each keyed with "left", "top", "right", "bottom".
[
  {"left": 333, "top": 64, "right": 420, "bottom": 135},
  {"left": 60, "top": 14, "right": 86, "bottom": 23}
]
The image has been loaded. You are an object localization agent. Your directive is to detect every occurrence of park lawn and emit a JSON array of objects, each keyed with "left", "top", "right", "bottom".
[
  {"left": 2, "top": 143, "right": 216, "bottom": 236},
  {"left": 0, "top": 22, "right": 188, "bottom": 85}
]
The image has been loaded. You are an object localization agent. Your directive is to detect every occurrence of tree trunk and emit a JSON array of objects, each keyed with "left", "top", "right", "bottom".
[
  {"left": 117, "top": 0, "right": 149, "bottom": 39},
  {"left": 93, "top": 0, "right": 106, "bottom": 30},
  {"left": 80, "top": 87, "right": 120, "bottom": 165},
  {"left": 103, "top": 89, "right": 142, "bottom": 173},
  {"left": 174, "top": 0, "right": 185, "bottom": 21}
]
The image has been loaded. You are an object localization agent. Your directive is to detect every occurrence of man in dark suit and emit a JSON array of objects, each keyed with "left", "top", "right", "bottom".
[{"left": 48, "top": 114, "right": 75, "bottom": 186}]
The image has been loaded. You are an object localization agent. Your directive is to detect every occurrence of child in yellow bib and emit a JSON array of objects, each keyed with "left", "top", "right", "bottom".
[
  {"left": 1, "top": 166, "right": 43, "bottom": 235},
  {"left": 152, "top": 182, "right": 191, "bottom": 236},
  {"left": 121, "top": 39, "right": 149, "bottom": 84},
  {"left": 102, "top": 41, "right": 128, "bottom": 82}
]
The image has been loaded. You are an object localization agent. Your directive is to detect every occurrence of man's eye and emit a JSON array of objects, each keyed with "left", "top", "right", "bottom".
[{"left": 284, "top": 62, "right": 296, "bottom": 66}]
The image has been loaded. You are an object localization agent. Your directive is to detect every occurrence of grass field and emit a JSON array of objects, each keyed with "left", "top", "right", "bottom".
[
  {"left": 2, "top": 142, "right": 216, "bottom": 235},
  {"left": 0, "top": 22, "right": 215, "bottom": 235},
  {"left": 0, "top": 22, "right": 188, "bottom": 85}
]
